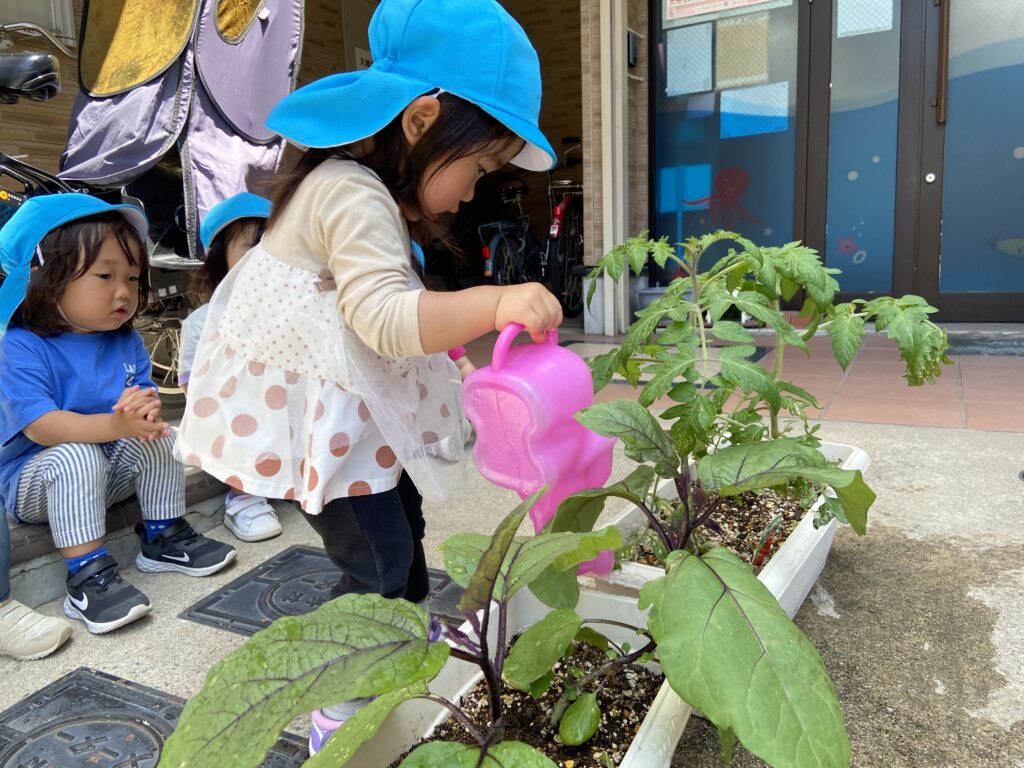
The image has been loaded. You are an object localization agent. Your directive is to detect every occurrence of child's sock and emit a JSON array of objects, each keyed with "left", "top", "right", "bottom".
[
  {"left": 65, "top": 546, "right": 109, "bottom": 575},
  {"left": 144, "top": 518, "right": 180, "bottom": 541},
  {"left": 321, "top": 697, "right": 374, "bottom": 720}
]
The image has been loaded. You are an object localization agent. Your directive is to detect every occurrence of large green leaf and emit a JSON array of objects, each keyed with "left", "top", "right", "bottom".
[
  {"left": 760, "top": 243, "right": 840, "bottom": 308},
  {"left": 306, "top": 683, "right": 428, "bottom": 767},
  {"left": 640, "top": 549, "right": 851, "bottom": 768},
  {"left": 639, "top": 350, "right": 698, "bottom": 407},
  {"left": 528, "top": 566, "right": 580, "bottom": 610},
  {"left": 731, "top": 291, "right": 807, "bottom": 351},
  {"left": 160, "top": 595, "right": 449, "bottom": 768},
  {"left": 443, "top": 528, "right": 622, "bottom": 601},
  {"left": 589, "top": 348, "right": 625, "bottom": 393},
  {"left": 825, "top": 304, "right": 864, "bottom": 369},
  {"left": 545, "top": 465, "right": 657, "bottom": 535},
  {"left": 576, "top": 400, "right": 679, "bottom": 477},
  {"left": 862, "top": 295, "right": 950, "bottom": 385},
  {"left": 559, "top": 692, "right": 602, "bottom": 746},
  {"left": 697, "top": 439, "right": 874, "bottom": 534},
  {"left": 401, "top": 740, "right": 557, "bottom": 767},
  {"left": 650, "top": 236, "right": 676, "bottom": 268},
  {"left": 458, "top": 492, "right": 543, "bottom": 613},
  {"left": 709, "top": 320, "right": 755, "bottom": 344},
  {"left": 504, "top": 608, "right": 584, "bottom": 690},
  {"left": 505, "top": 527, "right": 622, "bottom": 598}
]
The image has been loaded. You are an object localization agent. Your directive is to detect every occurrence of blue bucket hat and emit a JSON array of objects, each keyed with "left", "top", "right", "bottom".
[
  {"left": 199, "top": 192, "right": 272, "bottom": 250},
  {"left": 266, "top": 0, "right": 556, "bottom": 171},
  {"left": 0, "top": 193, "right": 148, "bottom": 332}
]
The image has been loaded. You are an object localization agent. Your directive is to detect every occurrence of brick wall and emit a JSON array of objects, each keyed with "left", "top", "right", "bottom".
[{"left": 501, "top": 0, "right": 584, "bottom": 241}]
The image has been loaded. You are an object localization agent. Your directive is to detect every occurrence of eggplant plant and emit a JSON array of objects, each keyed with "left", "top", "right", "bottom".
[
  {"left": 158, "top": 492, "right": 626, "bottom": 768},
  {"left": 532, "top": 230, "right": 952, "bottom": 766}
]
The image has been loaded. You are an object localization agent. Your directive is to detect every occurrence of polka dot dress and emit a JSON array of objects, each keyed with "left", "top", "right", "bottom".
[{"left": 176, "top": 246, "right": 468, "bottom": 514}]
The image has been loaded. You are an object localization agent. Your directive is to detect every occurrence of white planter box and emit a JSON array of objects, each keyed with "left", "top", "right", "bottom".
[
  {"left": 593, "top": 441, "right": 870, "bottom": 619},
  {"left": 344, "top": 442, "right": 869, "bottom": 768},
  {"left": 346, "top": 588, "right": 692, "bottom": 768}
]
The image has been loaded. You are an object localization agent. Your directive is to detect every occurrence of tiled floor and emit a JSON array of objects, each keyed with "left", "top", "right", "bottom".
[{"left": 466, "top": 325, "right": 1024, "bottom": 433}]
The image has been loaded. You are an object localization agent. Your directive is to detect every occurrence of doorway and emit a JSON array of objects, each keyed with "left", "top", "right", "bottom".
[{"left": 650, "top": 0, "right": 1024, "bottom": 321}]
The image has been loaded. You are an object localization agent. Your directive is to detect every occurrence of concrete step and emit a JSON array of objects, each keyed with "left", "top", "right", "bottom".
[{"left": 8, "top": 467, "right": 226, "bottom": 609}]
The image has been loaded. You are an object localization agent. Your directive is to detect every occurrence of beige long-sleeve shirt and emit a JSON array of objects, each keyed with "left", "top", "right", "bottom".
[{"left": 261, "top": 158, "right": 425, "bottom": 358}]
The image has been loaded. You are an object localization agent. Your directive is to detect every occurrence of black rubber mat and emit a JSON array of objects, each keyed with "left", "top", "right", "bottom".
[
  {"left": 181, "top": 544, "right": 463, "bottom": 636},
  {"left": 0, "top": 667, "right": 306, "bottom": 767}
]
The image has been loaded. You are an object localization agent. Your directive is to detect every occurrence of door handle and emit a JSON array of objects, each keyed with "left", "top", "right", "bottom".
[{"left": 935, "top": 0, "right": 950, "bottom": 124}]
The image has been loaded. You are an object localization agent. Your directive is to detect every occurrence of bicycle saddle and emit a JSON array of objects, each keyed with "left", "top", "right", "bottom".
[{"left": 0, "top": 52, "right": 60, "bottom": 104}]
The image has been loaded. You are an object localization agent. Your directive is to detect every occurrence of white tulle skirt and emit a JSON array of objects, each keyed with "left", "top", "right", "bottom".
[{"left": 176, "top": 245, "right": 468, "bottom": 514}]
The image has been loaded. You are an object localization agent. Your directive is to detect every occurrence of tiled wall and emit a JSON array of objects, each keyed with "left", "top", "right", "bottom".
[{"left": 582, "top": 0, "right": 650, "bottom": 266}]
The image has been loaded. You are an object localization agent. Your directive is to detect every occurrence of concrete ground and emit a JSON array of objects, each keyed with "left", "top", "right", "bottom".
[{"left": 1, "top": 421, "right": 1022, "bottom": 767}]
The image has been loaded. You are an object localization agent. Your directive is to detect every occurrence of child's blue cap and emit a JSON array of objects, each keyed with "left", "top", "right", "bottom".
[
  {"left": 266, "top": 0, "right": 556, "bottom": 172},
  {"left": 199, "top": 192, "right": 272, "bottom": 250},
  {"left": 0, "top": 193, "right": 148, "bottom": 332}
]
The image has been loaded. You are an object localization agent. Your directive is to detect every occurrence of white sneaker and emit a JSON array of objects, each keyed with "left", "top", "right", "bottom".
[
  {"left": 223, "top": 493, "right": 283, "bottom": 542},
  {"left": 0, "top": 598, "right": 73, "bottom": 660}
]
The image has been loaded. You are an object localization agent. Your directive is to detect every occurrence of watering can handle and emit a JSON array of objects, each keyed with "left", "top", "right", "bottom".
[{"left": 491, "top": 323, "right": 558, "bottom": 371}]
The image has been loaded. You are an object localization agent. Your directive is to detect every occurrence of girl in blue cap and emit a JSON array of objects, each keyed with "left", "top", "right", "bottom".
[
  {"left": 175, "top": 0, "right": 560, "bottom": 748},
  {"left": 0, "top": 193, "right": 237, "bottom": 637},
  {"left": 178, "top": 192, "right": 283, "bottom": 543}
]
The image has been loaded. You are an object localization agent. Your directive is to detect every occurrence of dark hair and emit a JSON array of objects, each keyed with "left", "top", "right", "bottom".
[
  {"left": 13, "top": 212, "right": 150, "bottom": 336},
  {"left": 268, "top": 93, "right": 519, "bottom": 246},
  {"left": 191, "top": 217, "right": 265, "bottom": 303}
]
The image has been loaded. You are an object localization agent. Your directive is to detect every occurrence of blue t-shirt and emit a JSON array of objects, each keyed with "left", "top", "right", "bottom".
[{"left": 0, "top": 326, "right": 157, "bottom": 516}]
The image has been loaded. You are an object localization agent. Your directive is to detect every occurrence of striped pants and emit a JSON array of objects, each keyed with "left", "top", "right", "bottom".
[{"left": 14, "top": 436, "right": 185, "bottom": 548}]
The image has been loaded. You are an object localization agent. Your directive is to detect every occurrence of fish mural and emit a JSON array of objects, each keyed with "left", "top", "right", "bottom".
[{"left": 995, "top": 238, "right": 1024, "bottom": 257}]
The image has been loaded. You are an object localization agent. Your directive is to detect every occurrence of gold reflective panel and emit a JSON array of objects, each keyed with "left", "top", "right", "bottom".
[
  {"left": 217, "top": 0, "right": 264, "bottom": 43},
  {"left": 80, "top": 0, "right": 200, "bottom": 96}
]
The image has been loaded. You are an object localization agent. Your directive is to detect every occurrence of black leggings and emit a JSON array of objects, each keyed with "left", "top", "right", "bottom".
[{"left": 301, "top": 471, "right": 430, "bottom": 603}]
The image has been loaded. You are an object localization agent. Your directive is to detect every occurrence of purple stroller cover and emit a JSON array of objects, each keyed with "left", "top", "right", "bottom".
[
  {"left": 60, "top": 0, "right": 304, "bottom": 256},
  {"left": 195, "top": 0, "right": 304, "bottom": 144}
]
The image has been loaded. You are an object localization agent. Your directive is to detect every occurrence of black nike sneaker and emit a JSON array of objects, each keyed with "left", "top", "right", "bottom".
[
  {"left": 134, "top": 519, "right": 237, "bottom": 577},
  {"left": 64, "top": 555, "right": 151, "bottom": 634}
]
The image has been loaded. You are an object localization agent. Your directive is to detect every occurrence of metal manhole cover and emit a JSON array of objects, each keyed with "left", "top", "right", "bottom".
[
  {"left": 181, "top": 545, "right": 461, "bottom": 636},
  {"left": 0, "top": 668, "right": 306, "bottom": 767}
]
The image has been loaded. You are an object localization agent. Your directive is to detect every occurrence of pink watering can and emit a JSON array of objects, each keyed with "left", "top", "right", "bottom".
[{"left": 462, "top": 323, "right": 616, "bottom": 575}]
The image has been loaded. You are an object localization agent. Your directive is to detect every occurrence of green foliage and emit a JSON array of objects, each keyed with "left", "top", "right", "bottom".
[
  {"left": 159, "top": 595, "right": 449, "bottom": 767},
  {"left": 559, "top": 229, "right": 952, "bottom": 766},
  {"left": 640, "top": 549, "right": 851, "bottom": 767},
  {"left": 697, "top": 439, "right": 875, "bottom": 535},
  {"left": 559, "top": 692, "right": 602, "bottom": 746},
  {"left": 504, "top": 609, "right": 584, "bottom": 691}
]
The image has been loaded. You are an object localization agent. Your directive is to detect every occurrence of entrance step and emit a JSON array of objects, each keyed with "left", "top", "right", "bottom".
[{"left": 8, "top": 468, "right": 227, "bottom": 609}]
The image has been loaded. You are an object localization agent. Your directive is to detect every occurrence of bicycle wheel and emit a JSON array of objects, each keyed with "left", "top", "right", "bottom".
[
  {"left": 142, "top": 323, "right": 185, "bottom": 397},
  {"left": 489, "top": 233, "right": 528, "bottom": 285},
  {"left": 553, "top": 200, "right": 584, "bottom": 317}
]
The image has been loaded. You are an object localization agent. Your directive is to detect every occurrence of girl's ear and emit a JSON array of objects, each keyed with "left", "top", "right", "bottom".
[{"left": 401, "top": 95, "right": 442, "bottom": 148}]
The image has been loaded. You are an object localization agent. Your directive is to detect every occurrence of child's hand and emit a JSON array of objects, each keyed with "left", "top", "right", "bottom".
[
  {"left": 111, "top": 387, "right": 169, "bottom": 441},
  {"left": 494, "top": 283, "right": 563, "bottom": 343}
]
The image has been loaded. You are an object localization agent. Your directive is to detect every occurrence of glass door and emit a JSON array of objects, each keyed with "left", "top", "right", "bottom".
[
  {"left": 913, "top": 1, "right": 1024, "bottom": 320},
  {"left": 821, "top": 0, "right": 902, "bottom": 294},
  {"left": 650, "top": 0, "right": 807, "bottom": 281}
]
